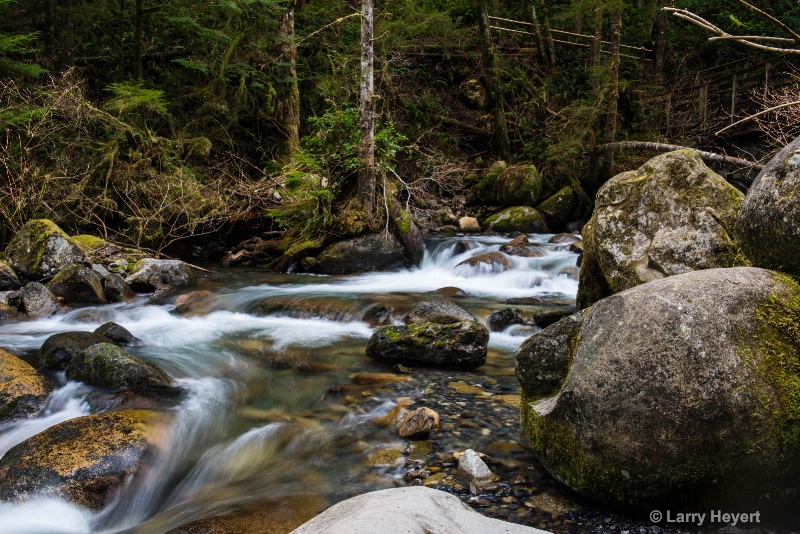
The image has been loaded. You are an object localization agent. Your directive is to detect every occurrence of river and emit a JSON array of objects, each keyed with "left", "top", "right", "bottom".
[{"left": 0, "top": 234, "right": 579, "bottom": 533}]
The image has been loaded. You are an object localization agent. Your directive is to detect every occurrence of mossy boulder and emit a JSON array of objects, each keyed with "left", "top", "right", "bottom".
[
  {"left": 71, "top": 235, "right": 147, "bottom": 266},
  {"left": 67, "top": 343, "right": 171, "bottom": 389},
  {"left": 404, "top": 300, "right": 478, "bottom": 325},
  {"left": 737, "top": 135, "right": 800, "bottom": 276},
  {"left": 0, "top": 410, "right": 159, "bottom": 509},
  {"left": 46, "top": 263, "right": 106, "bottom": 305},
  {"left": 0, "top": 348, "right": 51, "bottom": 423},
  {"left": 518, "top": 267, "right": 800, "bottom": 511},
  {"left": 471, "top": 163, "right": 543, "bottom": 206},
  {"left": 20, "top": 282, "right": 61, "bottom": 317},
  {"left": 0, "top": 261, "right": 21, "bottom": 291},
  {"left": 366, "top": 320, "right": 488, "bottom": 370},
  {"left": 317, "top": 233, "right": 408, "bottom": 275},
  {"left": 104, "top": 273, "right": 136, "bottom": 302},
  {"left": 484, "top": 206, "right": 550, "bottom": 234},
  {"left": 4, "top": 220, "right": 87, "bottom": 279},
  {"left": 125, "top": 259, "right": 195, "bottom": 293},
  {"left": 535, "top": 186, "right": 577, "bottom": 229},
  {"left": 577, "top": 150, "right": 744, "bottom": 309},
  {"left": 39, "top": 331, "right": 113, "bottom": 369}
]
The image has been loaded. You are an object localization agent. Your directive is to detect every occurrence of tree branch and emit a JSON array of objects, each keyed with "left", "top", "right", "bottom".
[
  {"left": 596, "top": 141, "right": 763, "bottom": 169},
  {"left": 716, "top": 100, "right": 800, "bottom": 135},
  {"left": 730, "top": 0, "right": 800, "bottom": 44}
]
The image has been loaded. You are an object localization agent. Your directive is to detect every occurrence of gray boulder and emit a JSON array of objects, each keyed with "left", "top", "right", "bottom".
[
  {"left": 46, "top": 263, "right": 106, "bottom": 305},
  {"left": 67, "top": 343, "right": 171, "bottom": 389},
  {"left": 94, "top": 322, "right": 143, "bottom": 347},
  {"left": 577, "top": 150, "right": 744, "bottom": 309},
  {"left": 367, "top": 320, "right": 488, "bottom": 370},
  {"left": 317, "top": 233, "right": 408, "bottom": 275},
  {"left": 404, "top": 300, "right": 477, "bottom": 325},
  {"left": 518, "top": 267, "right": 800, "bottom": 511},
  {"left": 0, "top": 261, "right": 21, "bottom": 290},
  {"left": 20, "top": 282, "right": 61, "bottom": 317},
  {"left": 289, "top": 486, "right": 545, "bottom": 534},
  {"left": 125, "top": 259, "right": 195, "bottom": 292},
  {"left": 104, "top": 273, "right": 136, "bottom": 302},
  {"left": 737, "top": 135, "right": 800, "bottom": 276},
  {"left": 4, "top": 219, "right": 86, "bottom": 279},
  {"left": 0, "top": 302, "right": 24, "bottom": 324}
]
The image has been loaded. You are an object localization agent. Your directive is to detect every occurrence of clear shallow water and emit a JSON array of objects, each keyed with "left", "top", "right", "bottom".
[{"left": 0, "top": 234, "right": 578, "bottom": 533}]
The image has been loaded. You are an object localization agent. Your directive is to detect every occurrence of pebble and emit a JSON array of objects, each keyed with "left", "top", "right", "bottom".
[{"left": 398, "top": 407, "right": 439, "bottom": 439}]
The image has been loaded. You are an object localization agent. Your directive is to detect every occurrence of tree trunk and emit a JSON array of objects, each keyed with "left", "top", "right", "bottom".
[
  {"left": 592, "top": 0, "right": 603, "bottom": 96},
  {"left": 655, "top": 0, "right": 671, "bottom": 82},
  {"left": 358, "top": 0, "right": 376, "bottom": 226},
  {"left": 134, "top": 0, "right": 143, "bottom": 80},
  {"left": 279, "top": 0, "right": 300, "bottom": 160},
  {"left": 641, "top": 0, "right": 659, "bottom": 44},
  {"left": 601, "top": 4, "right": 622, "bottom": 180},
  {"left": 61, "top": 0, "right": 74, "bottom": 68},
  {"left": 44, "top": 0, "right": 55, "bottom": 64},
  {"left": 477, "top": 0, "right": 510, "bottom": 161},
  {"left": 535, "top": 0, "right": 556, "bottom": 66},
  {"left": 118, "top": 0, "right": 126, "bottom": 81}
]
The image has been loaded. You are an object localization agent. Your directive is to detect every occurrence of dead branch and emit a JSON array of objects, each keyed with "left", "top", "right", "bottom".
[{"left": 596, "top": 141, "right": 763, "bottom": 169}]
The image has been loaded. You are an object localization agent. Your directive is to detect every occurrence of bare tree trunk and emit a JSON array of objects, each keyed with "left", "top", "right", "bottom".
[
  {"left": 535, "top": 0, "right": 556, "bottom": 66},
  {"left": 655, "top": 0, "right": 671, "bottom": 82},
  {"left": 358, "top": 0, "right": 376, "bottom": 226},
  {"left": 601, "top": 4, "right": 621, "bottom": 180},
  {"left": 62, "top": 0, "right": 74, "bottom": 68},
  {"left": 279, "top": 0, "right": 300, "bottom": 160},
  {"left": 134, "top": 0, "right": 143, "bottom": 80},
  {"left": 477, "top": 0, "right": 510, "bottom": 161},
  {"left": 592, "top": 0, "right": 603, "bottom": 96}
]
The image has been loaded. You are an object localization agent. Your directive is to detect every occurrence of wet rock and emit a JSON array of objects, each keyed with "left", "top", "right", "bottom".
[
  {"left": 458, "top": 217, "right": 480, "bottom": 233},
  {"left": 530, "top": 308, "right": 574, "bottom": 328},
  {"left": 20, "top": 282, "right": 61, "bottom": 317},
  {"left": 452, "top": 240, "right": 475, "bottom": 255},
  {"left": 375, "top": 404, "right": 411, "bottom": 431},
  {"left": 520, "top": 267, "right": 800, "bottom": 511},
  {"left": 404, "top": 300, "right": 477, "bottom": 325},
  {"left": 507, "top": 235, "right": 529, "bottom": 246},
  {"left": 0, "top": 302, "right": 24, "bottom": 324},
  {"left": 173, "top": 290, "right": 216, "bottom": 316},
  {"left": 94, "top": 322, "right": 143, "bottom": 347},
  {"left": 289, "top": 486, "right": 545, "bottom": 534},
  {"left": 46, "top": 264, "right": 106, "bottom": 305},
  {"left": 487, "top": 308, "right": 526, "bottom": 331},
  {"left": 548, "top": 233, "right": 580, "bottom": 245},
  {"left": 536, "top": 186, "right": 577, "bottom": 229},
  {"left": 498, "top": 245, "right": 539, "bottom": 258},
  {"left": 0, "top": 261, "right": 21, "bottom": 290},
  {"left": 0, "top": 410, "right": 159, "bottom": 509},
  {"left": 456, "top": 252, "right": 512, "bottom": 273},
  {"left": 67, "top": 343, "right": 172, "bottom": 389},
  {"left": 367, "top": 321, "right": 488, "bottom": 370},
  {"left": 317, "top": 233, "right": 408, "bottom": 275},
  {"left": 404, "top": 468, "right": 431, "bottom": 482},
  {"left": 103, "top": 273, "right": 136, "bottom": 302},
  {"left": 448, "top": 381, "right": 485, "bottom": 395},
  {"left": 484, "top": 206, "right": 550, "bottom": 234},
  {"left": 365, "top": 449, "right": 404, "bottom": 467},
  {"left": 432, "top": 287, "right": 467, "bottom": 297},
  {"left": 4, "top": 219, "right": 87, "bottom": 279},
  {"left": 457, "top": 449, "right": 498, "bottom": 492},
  {"left": 398, "top": 407, "right": 439, "bottom": 439},
  {"left": 737, "top": 135, "right": 800, "bottom": 277},
  {"left": 362, "top": 304, "right": 392, "bottom": 327},
  {"left": 505, "top": 296, "right": 542, "bottom": 306},
  {"left": 0, "top": 348, "right": 51, "bottom": 423},
  {"left": 578, "top": 150, "right": 744, "bottom": 309},
  {"left": 39, "top": 331, "right": 111, "bottom": 369},
  {"left": 351, "top": 373, "right": 411, "bottom": 386},
  {"left": 125, "top": 259, "right": 195, "bottom": 293}
]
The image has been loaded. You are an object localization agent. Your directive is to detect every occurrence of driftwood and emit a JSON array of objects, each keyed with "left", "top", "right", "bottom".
[{"left": 595, "top": 141, "right": 764, "bottom": 170}]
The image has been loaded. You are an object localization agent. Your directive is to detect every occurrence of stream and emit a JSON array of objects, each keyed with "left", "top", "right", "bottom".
[{"left": 0, "top": 234, "right": 581, "bottom": 533}]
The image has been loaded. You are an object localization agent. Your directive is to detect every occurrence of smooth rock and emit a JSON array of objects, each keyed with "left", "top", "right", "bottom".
[
  {"left": 20, "top": 282, "right": 61, "bottom": 317},
  {"left": 67, "top": 343, "right": 171, "bottom": 389},
  {"left": 456, "top": 252, "right": 512, "bottom": 273},
  {"left": 39, "top": 331, "right": 111, "bottom": 369},
  {"left": 289, "top": 486, "right": 547, "bottom": 534},
  {"left": 535, "top": 186, "right": 577, "bottom": 228},
  {"left": 404, "top": 300, "right": 477, "bottom": 325},
  {"left": 125, "top": 259, "right": 195, "bottom": 293},
  {"left": 487, "top": 308, "right": 526, "bottom": 332},
  {"left": 173, "top": 290, "right": 216, "bottom": 316},
  {"left": 362, "top": 304, "right": 392, "bottom": 327},
  {"left": 398, "top": 407, "right": 439, "bottom": 439},
  {"left": 0, "top": 302, "right": 24, "bottom": 324},
  {"left": 0, "top": 261, "right": 21, "bottom": 290},
  {"left": 94, "top": 322, "right": 143, "bottom": 347},
  {"left": 46, "top": 264, "right": 106, "bottom": 305},
  {"left": 317, "top": 233, "right": 408, "bottom": 275},
  {"left": 0, "top": 348, "right": 51, "bottom": 423},
  {"left": 471, "top": 163, "right": 543, "bottom": 207},
  {"left": 459, "top": 216, "right": 481, "bottom": 233},
  {"left": 103, "top": 273, "right": 136, "bottom": 302}
]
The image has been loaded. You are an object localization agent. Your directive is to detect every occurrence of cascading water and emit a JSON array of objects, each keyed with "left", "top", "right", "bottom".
[{"left": 0, "top": 233, "right": 579, "bottom": 533}]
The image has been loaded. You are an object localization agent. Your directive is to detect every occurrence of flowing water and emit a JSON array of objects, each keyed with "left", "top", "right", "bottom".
[{"left": 0, "top": 234, "right": 579, "bottom": 533}]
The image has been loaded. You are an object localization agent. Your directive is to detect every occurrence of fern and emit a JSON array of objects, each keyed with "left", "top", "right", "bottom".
[{"left": 103, "top": 81, "right": 169, "bottom": 116}]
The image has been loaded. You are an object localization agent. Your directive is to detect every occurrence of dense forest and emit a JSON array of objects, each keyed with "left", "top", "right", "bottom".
[{"left": 2, "top": 0, "right": 799, "bottom": 262}]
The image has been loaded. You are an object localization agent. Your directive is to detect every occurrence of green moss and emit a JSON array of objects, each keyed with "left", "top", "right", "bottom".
[
  {"left": 70, "top": 235, "right": 107, "bottom": 253},
  {"left": 283, "top": 238, "right": 325, "bottom": 258}
]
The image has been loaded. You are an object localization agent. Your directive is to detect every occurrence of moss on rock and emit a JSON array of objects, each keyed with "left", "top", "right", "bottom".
[
  {"left": 4, "top": 220, "right": 86, "bottom": 279},
  {"left": 67, "top": 342, "right": 172, "bottom": 389},
  {"left": 484, "top": 206, "right": 550, "bottom": 234}
]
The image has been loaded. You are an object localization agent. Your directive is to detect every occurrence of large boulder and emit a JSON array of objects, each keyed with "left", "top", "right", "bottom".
[
  {"left": 484, "top": 206, "right": 550, "bottom": 234},
  {"left": 471, "top": 162, "right": 543, "bottom": 206},
  {"left": 455, "top": 251, "right": 512, "bottom": 273},
  {"left": 0, "top": 261, "right": 21, "bottom": 290},
  {"left": 103, "top": 273, "right": 136, "bottom": 302},
  {"left": 38, "top": 331, "right": 113, "bottom": 369},
  {"left": 0, "top": 410, "right": 159, "bottom": 509},
  {"left": 125, "top": 259, "right": 195, "bottom": 292},
  {"left": 518, "top": 267, "right": 800, "bottom": 511},
  {"left": 289, "top": 487, "right": 545, "bottom": 534},
  {"left": 577, "top": 150, "right": 744, "bottom": 309},
  {"left": 535, "top": 186, "right": 577, "bottom": 229},
  {"left": 20, "top": 282, "right": 61, "bottom": 317},
  {"left": 737, "top": 135, "right": 800, "bottom": 276},
  {"left": 404, "top": 300, "right": 477, "bottom": 325},
  {"left": 67, "top": 343, "right": 171, "bottom": 389},
  {"left": 366, "top": 320, "right": 488, "bottom": 370},
  {"left": 0, "top": 349, "right": 51, "bottom": 423},
  {"left": 46, "top": 264, "right": 106, "bottom": 305},
  {"left": 316, "top": 233, "right": 408, "bottom": 275},
  {"left": 4, "top": 220, "right": 87, "bottom": 279},
  {"left": 0, "top": 302, "right": 24, "bottom": 324}
]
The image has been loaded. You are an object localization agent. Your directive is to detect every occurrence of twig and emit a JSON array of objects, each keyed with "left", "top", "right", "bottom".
[{"left": 716, "top": 100, "right": 800, "bottom": 135}]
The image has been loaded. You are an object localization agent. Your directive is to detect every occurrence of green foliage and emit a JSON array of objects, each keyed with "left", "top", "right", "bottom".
[
  {"left": 0, "top": 0, "right": 43, "bottom": 78},
  {"left": 103, "top": 82, "right": 169, "bottom": 117}
]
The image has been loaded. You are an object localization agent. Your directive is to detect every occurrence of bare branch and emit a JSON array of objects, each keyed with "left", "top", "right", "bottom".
[
  {"left": 597, "top": 141, "right": 763, "bottom": 169},
  {"left": 730, "top": 0, "right": 800, "bottom": 44},
  {"left": 716, "top": 99, "right": 800, "bottom": 135}
]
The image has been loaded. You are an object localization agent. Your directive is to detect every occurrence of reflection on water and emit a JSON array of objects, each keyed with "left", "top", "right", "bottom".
[{"left": 0, "top": 234, "right": 578, "bottom": 533}]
